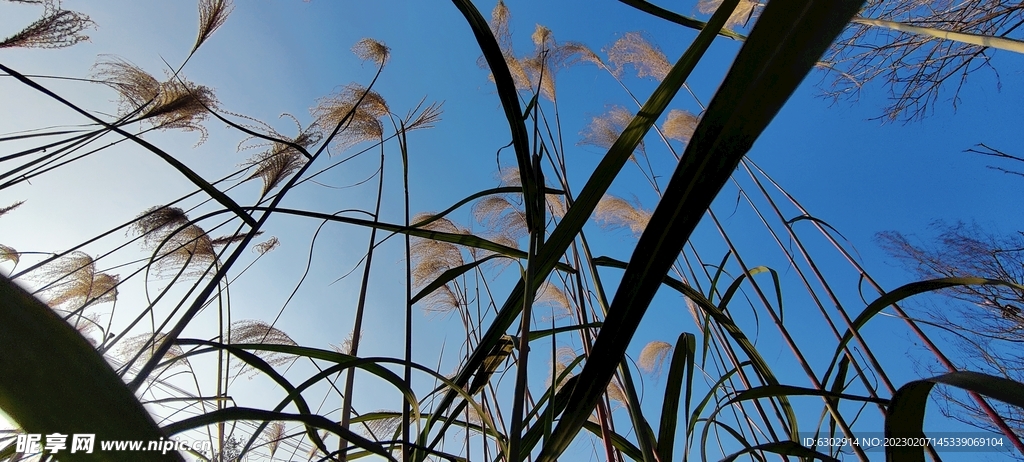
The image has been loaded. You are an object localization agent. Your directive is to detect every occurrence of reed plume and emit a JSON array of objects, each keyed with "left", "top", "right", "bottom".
[
  {"left": 498, "top": 166, "right": 566, "bottom": 220},
  {"left": 481, "top": 1, "right": 538, "bottom": 94},
  {"left": 33, "top": 251, "right": 118, "bottom": 308},
  {"left": 239, "top": 116, "right": 321, "bottom": 195},
  {"left": 311, "top": 83, "right": 388, "bottom": 152},
  {"left": 193, "top": 0, "right": 233, "bottom": 53},
  {"left": 0, "top": 244, "right": 18, "bottom": 266},
  {"left": 117, "top": 332, "right": 186, "bottom": 365},
  {"left": 638, "top": 340, "right": 673, "bottom": 377},
  {"left": 548, "top": 346, "right": 579, "bottom": 392},
  {"left": 252, "top": 236, "right": 280, "bottom": 255},
  {"left": 580, "top": 106, "right": 645, "bottom": 158},
  {"left": 0, "top": 201, "right": 24, "bottom": 218},
  {"left": 535, "top": 282, "right": 571, "bottom": 319},
  {"left": 606, "top": 32, "right": 671, "bottom": 81},
  {"left": 131, "top": 206, "right": 244, "bottom": 278},
  {"left": 263, "top": 421, "right": 286, "bottom": 460},
  {"left": 403, "top": 99, "right": 444, "bottom": 132},
  {"left": 595, "top": 195, "right": 651, "bottom": 236},
  {"left": 697, "top": 0, "right": 759, "bottom": 28},
  {"left": 361, "top": 412, "right": 402, "bottom": 438},
  {"left": 0, "top": 0, "right": 93, "bottom": 49},
  {"left": 230, "top": 320, "right": 298, "bottom": 368},
  {"left": 352, "top": 37, "right": 390, "bottom": 67},
  {"left": 662, "top": 109, "right": 699, "bottom": 144},
  {"left": 93, "top": 57, "right": 218, "bottom": 143},
  {"left": 472, "top": 196, "right": 528, "bottom": 241}
]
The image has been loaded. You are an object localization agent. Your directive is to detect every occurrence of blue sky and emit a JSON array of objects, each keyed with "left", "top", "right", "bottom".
[{"left": 1, "top": 0, "right": 1022, "bottom": 460}]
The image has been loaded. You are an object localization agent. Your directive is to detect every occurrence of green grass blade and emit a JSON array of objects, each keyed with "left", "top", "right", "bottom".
[
  {"left": 823, "top": 277, "right": 1024, "bottom": 387},
  {"left": 449, "top": 0, "right": 540, "bottom": 230},
  {"left": 727, "top": 384, "right": 889, "bottom": 406},
  {"left": 527, "top": 322, "right": 603, "bottom": 342},
  {"left": 616, "top": 0, "right": 746, "bottom": 41},
  {"left": 0, "top": 275, "right": 181, "bottom": 462},
  {"left": 162, "top": 408, "right": 396, "bottom": 461},
  {"left": 0, "top": 63, "right": 257, "bottom": 228},
  {"left": 538, "top": 0, "right": 865, "bottom": 457},
  {"left": 656, "top": 332, "right": 696, "bottom": 462}
]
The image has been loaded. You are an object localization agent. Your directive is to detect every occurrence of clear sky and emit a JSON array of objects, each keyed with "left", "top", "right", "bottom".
[{"left": 1, "top": 0, "right": 1022, "bottom": 460}]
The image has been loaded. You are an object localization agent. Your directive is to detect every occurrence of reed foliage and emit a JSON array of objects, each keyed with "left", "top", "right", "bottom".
[{"left": 0, "top": 0, "right": 1021, "bottom": 461}]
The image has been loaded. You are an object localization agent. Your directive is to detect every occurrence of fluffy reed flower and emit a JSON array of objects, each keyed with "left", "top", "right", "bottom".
[
  {"left": 230, "top": 320, "right": 298, "bottom": 369},
  {"left": 193, "top": 0, "right": 233, "bottom": 53},
  {"left": 0, "top": 1, "right": 93, "bottom": 49},
  {"left": 548, "top": 346, "right": 579, "bottom": 391},
  {"left": 497, "top": 166, "right": 566, "bottom": 222},
  {"left": 580, "top": 106, "right": 645, "bottom": 158},
  {"left": 403, "top": 99, "right": 444, "bottom": 132},
  {"left": 361, "top": 412, "right": 402, "bottom": 438},
  {"left": 238, "top": 116, "right": 321, "bottom": 195},
  {"left": 0, "top": 244, "right": 18, "bottom": 266},
  {"left": 663, "top": 109, "right": 699, "bottom": 144},
  {"left": 595, "top": 195, "right": 652, "bottom": 236},
  {"left": 697, "top": 0, "right": 759, "bottom": 28},
  {"left": 473, "top": 196, "right": 528, "bottom": 241},
  {"left": 606, "top": 380, "right": 627, "bottom": 404},
  {"left": 117, "top": 332, "right": 186, "bottom": 365},
  {"left": 0, "top": 201, "right": 24, "bottom": 218},
  {"left": 352, "top": 37, "right": 390, "bottom": 67},
  {"left": 638, "top": 340, "right": 673, "bottom": 377},
  {"left": 131, "top": 206, "right": 243, "bottom": 278},
  {"left": 484, "top": 3, "right": 599, "bottom": 101},
  {"left": 263, "top": 421, "right": 286, "bottom": 460},
  {"left": 410, "top": 213, "right": 469, "bottom": 312},
  {"left": 253, "top": 236, "right": 280, "bottom": 255},
  {"left": 93, "top": 57, "right": 218, "bottom": 143},
  {"left": 607, "top": 32, "right": 671, "bottom": 81},
  {"left": 536, "top": 282, "right": 572, "bottom": 319},
  {"left": 311, "top": 83, "right": 389, "bottom": 152},
  {"left": 34, "top": 251, "right": 118, "bottom": 308}
]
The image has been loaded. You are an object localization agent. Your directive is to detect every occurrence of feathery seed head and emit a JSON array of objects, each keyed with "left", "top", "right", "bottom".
[
  {"left": 253, "top": 236, "right": 280, "bottom": 255},
  {"left": 230, "top": 320, "right": 298, "bottom": 369},
  {"left": 536, "top": 282, "right": 572, "bottom": 319},
  {"left": 607, "top": 32, "right": 671, "bottom": 81},
  {"left": 362, "top": 412, "right": 402, "bottom": 438},
  {"left": 352, "top": 38, "right": 390, "bottom": 67},
  {"left": 490, "top": 1, "right": 512, "bottom": 51},
  {"left": 33, "top": 251, "right": 118, "bottom": 308},
  {"left": 237, "top": 115, "right": 320, "bottom": 195},
  {"left": 132, "top": 207, "right": 218, "bottom": 278},
  {"left": 663, "top": 109, "right": 699, "bottom": 144},
  {"left": 0, "top": 244, "right": 19, "bottom": 266},
  {"left": 311, "top": 83, "right": 389, "bottom": 152},
  {"left": 194, "top": 0, "right": 233, "bottom": 52},
  {"left": 638, "top": 340, "right": 673, "bottom": 377},
  {"left": 595, "top": 195, "right": 652, "bottom": 236},
  {"left": 0, "top": 201, "right": 24, "bottom": 218},
  {"left": 93, "top": 58, "right": 217, "bottom": 143},
  {"left": 264, "top": 422, "right": 286, "bottom": 460},
  {"left": 473, "top": 196, "right": 528, "bottom": 240},
  {"left": 580, "top": 106, "right": 645, "bottom": 157},
  {"left": 117, "top": 332, "right": 185, "bottom": 365},
  {"left": 0, "top": 2, "right": 94, "bottom": 49},
  {"left": 697, "top": 0, "right": 759, "bottom": 28},
  {"left": 606, "top": 380, "right": 627, "bottom": 404}
]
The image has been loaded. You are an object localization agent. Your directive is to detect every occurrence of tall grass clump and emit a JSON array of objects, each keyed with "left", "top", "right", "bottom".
[{"left": 1, "top": 0, "right": 1023, "bottom": 461}]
